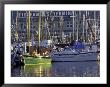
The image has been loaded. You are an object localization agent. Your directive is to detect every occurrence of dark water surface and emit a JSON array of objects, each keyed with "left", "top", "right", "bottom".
[{"left": 11, "top": 61, "right": 100, "bottom": 77}]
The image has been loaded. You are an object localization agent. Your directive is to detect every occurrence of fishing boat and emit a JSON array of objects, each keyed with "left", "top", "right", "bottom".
[
  {"left": 23, "top": 11, "right": 51, "bottom": 65},
  {"left": 11, "top": 11, "right": 51, "bottom": 66}
]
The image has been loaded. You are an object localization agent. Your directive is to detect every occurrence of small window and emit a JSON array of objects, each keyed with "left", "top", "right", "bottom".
[
  {"left": 21, "top": 24, "right": 23, "bottom": 29},
  {"left": 67, "top": 25, "right": 69, "bottom": 27},
  {"left": 34, "top": 26, "right": 36, "bottom": 28},
  {"left": 70, "top": 22, "right": 72, "bottom": 24},
  {"left": 58, "top": 23, "right": 60, "bottom": 28},
  {"left": 70, "top": 25, "right": 73, "bottom": 27},
  {"left": 67, "top": 22, "right": 69, "bottom": 24}
]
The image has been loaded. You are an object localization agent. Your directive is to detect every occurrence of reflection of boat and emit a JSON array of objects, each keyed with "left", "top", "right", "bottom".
[
  {"left": 12, "top": 64, "right": 52, "bottom": 77},
  {"left": 50, "top": 41, "right": 100, "bottom": 62}
]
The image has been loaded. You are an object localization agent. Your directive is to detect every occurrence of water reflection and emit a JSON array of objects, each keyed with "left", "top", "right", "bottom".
[
  {"left": 11, "top": 61, "right": 100, "bottom": 77},
  {"left": 16, "top": 64, "right": 51, "bottom": 77},
  {"left": 22, "top": 64, "right": 51, "bottom": 77},
  {"left": 51, "top": 61, "right": 100, "bottom": 77}
]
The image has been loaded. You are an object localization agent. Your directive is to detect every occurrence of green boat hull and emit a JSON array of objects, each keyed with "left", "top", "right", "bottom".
[{"left": 24, "top": 57, "right": 51, "bottom": 65}]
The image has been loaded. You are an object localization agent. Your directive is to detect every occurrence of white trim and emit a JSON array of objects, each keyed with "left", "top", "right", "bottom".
[{"left": 4, "top": 4, "right": 107, "bottom": 84}]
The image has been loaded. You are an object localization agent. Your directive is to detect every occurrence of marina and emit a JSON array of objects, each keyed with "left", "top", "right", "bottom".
[{"left": 11, "top": 10, "right": 100, "bottom": 77}]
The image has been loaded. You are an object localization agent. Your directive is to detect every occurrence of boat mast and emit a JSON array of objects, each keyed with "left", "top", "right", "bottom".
[
  {"left": 38, "top": 11, "right": 41, "bottom": 54},
  {"left": 94, "top": 11, "right": 96, "bottom": 41},
  {"left": 60, "top": 16, "right": 64, "bottom": 44},
  {"left": 41, "top": 11, "right": 44, "bottom": 41},
  {"left": 51, "top": 15, "right": 54, "bottom": 42},
  {"left": 72, "top": 11, "right": 74, "bottom": 41},
  {"left": 86, "top": 11, "right": 88, "bottom": 43},
  {"left": 83, "top": 14, "right": 85, "bottom": 42},
  {"left": 76, "top": 12, "right": 79, "bottom": 41},
  {"left": 70, "top": 11, "right": 75, "bottom": 41},
  {"left": 15, "top": 11, "right": 18, "bottom": 43},
  {"left": 46, "top": 16, "right": 50, "bottom": 40},
  {"left": 74, "top": 11, "right": 76, "bottom": 41},
  {"left": 53, "top": 19, "right": 55, "bottom": 42},
  {"left": 26, "top": 11, "right": 30, "bottom": 54},
  {"left": 31, "top": 16, "right": 34, "bottom": 47}
]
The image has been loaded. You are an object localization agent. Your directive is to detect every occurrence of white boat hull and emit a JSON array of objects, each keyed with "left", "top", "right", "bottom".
[{"left": 50, "top": 52, "right": 98, "bottom": 62}]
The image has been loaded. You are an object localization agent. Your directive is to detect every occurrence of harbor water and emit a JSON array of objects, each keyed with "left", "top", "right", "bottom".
[{"left": 11, "top": 61, "right": 100, "bottom": 77}]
